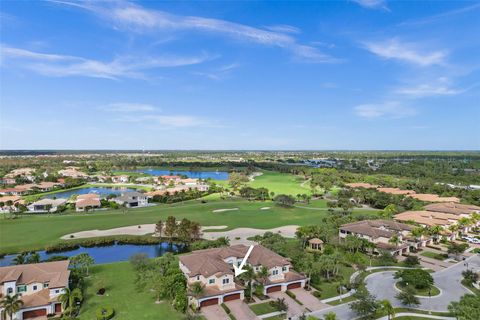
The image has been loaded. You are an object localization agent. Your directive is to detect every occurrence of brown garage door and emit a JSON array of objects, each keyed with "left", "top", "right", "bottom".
[
  {"left": 266, "top": 285, "right": 282, "bottom": 293},
  {"left": 287, "top": 282, "right": 302, "bottom": 290},
  {"left": 23, "top": 309, "right": 47, "bottom": 319},
  {"left": 55, "top": 303, "right": 62, "bottom": 313},
  {"left": 223, "top": 293, "right": 241, "bottom": 302},
  {"left": 200, "top": 298, "right": 219, "bottom": 307}
]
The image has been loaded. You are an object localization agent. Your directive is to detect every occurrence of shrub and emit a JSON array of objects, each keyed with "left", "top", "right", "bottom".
[
  {"left": 312, "top": 291, "right": 322, "bottom": 298},
  {"left": 403, "top": 255, "right": 420, "bottom": 267},
  {"left": 97, "top": 288, "right": 106, "bottom": 295},
  {"left": 95, "top": 306, "right": 114, "bottom": 320},
  {"left": 221, "top": 303, "right": 231, "bottom": 314},
  {"left": 286, "top": 290, "right": 296, "bottom": 299},
  {"left": 395, "top": 269, "right": 433, "bottom": 289}
]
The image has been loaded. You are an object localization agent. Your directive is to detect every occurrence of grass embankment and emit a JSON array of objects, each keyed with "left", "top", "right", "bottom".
[
  {"left": 79, "top": 262, "right": 183, "bottom": 320},
  {"left": 311, "top": 264, "right": 356, "bottom": 299},
  {"left": 395, "top": 282, "right": 441, "bottom": 297},
  {"left": 0, "top": 198, "right": 377, "bottom": 255},
  {"left": 248, "top": 170, "right": 314, "bottom": 196},
  {"left": 420, "top": 251, "right": 448, "bottom": 261},
  {"left": 249, "top": 302, "right": 278, "bottom": 315}
]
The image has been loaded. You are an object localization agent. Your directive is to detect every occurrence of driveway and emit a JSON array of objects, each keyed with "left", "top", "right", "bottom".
[
  {"left": 201, "top": 305, "right": 229, "bottom": 320},
  {"left": 364, "top": 254, "right": 480, "bottom": 312},
  {"left": 269, "top": 291, "right": 306, "bottom": 318},
  {"left": 225, "top": 300, "right": 259, "bottom": 320},
  {"left": 290, "top": 288, "right": 330, "bottom": 311}
]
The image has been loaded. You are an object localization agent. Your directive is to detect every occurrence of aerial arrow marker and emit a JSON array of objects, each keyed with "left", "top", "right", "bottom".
[{"left": 233, "top": 245, "right": 254, "bottom": 277}]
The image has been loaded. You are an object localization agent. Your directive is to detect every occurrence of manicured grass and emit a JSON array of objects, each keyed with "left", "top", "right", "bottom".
[
  {"left": 327, "top": 295, "right": 356, "bottom": 306},
  {"left": 420, "top": 251, "right": 448, "bottom": 261},
  {"left": 0, "top": 197, "right": 378, "bottom": 254},
  {"left": 311, "top": 264, "right": 356, "bottom": 299},
  {"left": 263, "top": 315, "right": 286, "bottom": 320},
  {"left": 79, "top": 262, "right": 183, "bottom": 320},
  {"left": 394, "top": 317, "right": 439, "bottom": 320},
  {"left": 395, "top": 282, "right": 440, "bottom": 297},
  {"left": 394, "top": 308, "right": 452, "bottom": 316},
  {"left": 249, "top": 302, "right": 278, "bottom": 315},
  {"left": 248, "top": 170, "right": 313, "bottom": 196}
]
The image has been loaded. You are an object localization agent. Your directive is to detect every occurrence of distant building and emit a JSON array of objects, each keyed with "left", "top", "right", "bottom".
[
  {"left": 113, "top": 191, "right": 148, "bottom": 208},
  {"left": 27, "top": 199, "right": 67, "bottom": 213},
  {"left": 75, "top": 194, "right": 101, "bottom": 212}
]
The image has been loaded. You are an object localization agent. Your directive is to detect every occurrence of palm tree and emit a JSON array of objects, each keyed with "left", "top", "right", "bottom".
[
  {"left": 59, "top": 288, "right": 83, "bottom": 317},
  {"left": 190, "top": 282, "right": 205, "bottom": 298},
  {"left": 26, "top": 252, "right": 40, "bottom": 264},
  {"left": 380, "top": 299, "right": 395, "bottom": 320},
  {"left": 257, "top": 266, "right": 269, "bottom": 284},
  {"left": 1, "top": 294, "right": 24, "bottom": 320},
  {"left": 428, "top": 225, "right": 443, "bottom": 243},
  {"left": 389, "top": 235, "right": 401, "bottom": 248},
  {"left": 324, "top": 312, "right": 337, "bottom": 320},
  {"left": 240, "top": 265, "right": 256, "bottom": 301},
  {"left": 12, "top": 253, "right": 26, "bottom": 265}
]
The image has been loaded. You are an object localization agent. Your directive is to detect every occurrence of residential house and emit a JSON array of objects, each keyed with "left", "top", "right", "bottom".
[
  {"left": 179, "top": 245, "right": 306, "bottom": 308},
  {"left": 339, "top": 220, "right": 426, "bottom": 255},
  {"left": 408, "top": 194, "right": 460, "bottom": 203},
  {"left": 0, "top": 260, "right": 70, "bottom": 320},
  {"left": 27, "top": 199, "right": 67, "bottom": 213},
  {"left": 1, "top": 177, "right": 16, "bottom": 185},
  {"left": 75, "top": 194, "right": 101, "bottom": 212},
  {"left": 377, "top": 188, "right": 416, "bottom": 195},
  {"left": 424, "top": 203, "right": 480, "bottom": 216},
  {"left": 345, "top": 183, "right": 378, "bottom": 189},
  {"left": 0, "top": 196, "right": 24, "bottom": 213},
  {"left": 113, "top": 191, "right": 148, "bottom": 208},
  {"left": 111, "top": 175, "right": 129, "bottom": 184},
  {"left": 57, "top": 168, "right": 87, "bottom": 179}
]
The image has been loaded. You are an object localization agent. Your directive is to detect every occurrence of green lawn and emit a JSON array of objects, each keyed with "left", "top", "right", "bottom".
[
  {"left": 327, "top": 295, "right": 356, "bottom": 306},
  {"left": 395, "top": 282, "right": 440, "bottom": 297},
  {"left": 0, "top": 197, "right": 378, "bottom": 254},
  {"left": 311, "top": 264, "right": 356, "bottom": 299},
  {"left": 420, "top": 251, "right": 448, "bottom": 261},
  {"left": 79, "top": 262, "right": 183, "bottom": 320},
  {"left": 394, "top": 317, "right": 439, "bottom": 320},
  {"left": 249, "top": 302, "right": 278, "bottom": 315},
  {"left": 248, "top": 171, "right": 313, "bottom": 196}
]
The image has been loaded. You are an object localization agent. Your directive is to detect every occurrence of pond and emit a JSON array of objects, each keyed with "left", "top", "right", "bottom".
[
  {"left": 133, "top": 168, "right": 229, "bottom": 180},
  {"left": 43, "top": 187, "right": 136, "bottom": 199},
  {"left": 0, "top": 242, "right": 186, "bottom": 267}
]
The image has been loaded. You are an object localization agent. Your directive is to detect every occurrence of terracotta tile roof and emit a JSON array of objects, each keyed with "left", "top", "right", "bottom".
[
  {"left": 409, "top": 194, "right": 460, "bottom": 203},
  {"left": 394, "top": 211, "right": 454, "bottom": 227},
  {"left": 340, "top": 219, "right": 414, "bottom": 239},
  {"left": 21, "top": 289, "right": 51, "bottom": 308},
  {"left": 425, "top": 203, "right": 480, "bottom": 215},
  {"left": 76, "top": 198, "right": 101, "bottom": 208},
  {"left": 345, "top": 183, "right": 378, "bottom": 189},
  {"left": 179, "top": 245, "right": 290, "bottom": 278},
  {"left": 377, "top": 187, "right": 416, "bottom": 195},
  {"left": 76, "top": 193, "right": 100, "bottom": 200},
  {"left": 0, "top": 261, "right": 70, "bottom": 288},
  {"left": 308, "top": 238, "right": 324, "bottom": 244},
  {"left": 265, "top": 271, "right": 305, "bottom": 285}
]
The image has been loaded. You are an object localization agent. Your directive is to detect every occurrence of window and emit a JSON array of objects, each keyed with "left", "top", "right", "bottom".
[
  {"left": 196, "top": 276, "right": 200, "bottom": 280},
  {"left": 209, "top": 279, "right": 215, "bottom": 284},
  {"left": 55, "top": 289, "right": 60, "bottom": 294},
  {"left": 17, "top": 285, "right": 26, "bottom": 293},
  {"left": 273, "top": 270, "right": 279, "bottom": 276},
  {"left": 33, "top": 285, "right": 38, "bottom": 291},
  {"left": 7, "top": 288, "right": 13, "bottom": 294},
  {"left": 282, "top": 266, "right": 287, "bottom": 272},
  {"left": 43, "top": 283, "right": 49, "bottom": 288},
  {"left": 222, "top": 278, "right": 229, "bottom": 284}
]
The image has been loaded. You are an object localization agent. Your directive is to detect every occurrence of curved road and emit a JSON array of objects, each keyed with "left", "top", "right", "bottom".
[{"left": 306, "top": 254, "right": 480, "bottom": 319}]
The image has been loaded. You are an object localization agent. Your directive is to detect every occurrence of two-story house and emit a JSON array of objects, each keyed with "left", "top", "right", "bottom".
[
  {"left": 0, "top": 260, "right": 70, "bottom": 320},
  {"left": 178, "top": 245, "right": 306, "bottom": 308},
  {"left": 339, "top": 220, "right": 420, "bottom": 256},
  {"left": 113, "top": 191, "right": 148, "bottom": 208}
]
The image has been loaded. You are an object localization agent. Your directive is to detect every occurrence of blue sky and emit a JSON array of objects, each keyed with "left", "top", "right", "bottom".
[{"left": 1, "top": 0, "right": 479, "bottom": 150}]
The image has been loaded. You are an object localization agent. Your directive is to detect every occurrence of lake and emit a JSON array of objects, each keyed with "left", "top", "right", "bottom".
[
  {"left": 0, "top": 242, "right": 185, "bottom": 267},
  {"left": 43, "top": 187, "right": 136, "bottom": 199},
  {"left": 133, "top": 169, "right": 229, "bottom": 180}
]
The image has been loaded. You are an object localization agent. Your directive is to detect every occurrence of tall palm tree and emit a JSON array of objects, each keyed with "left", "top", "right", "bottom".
[
  {"left": 257, "top": 266, "right": 269, "bottom": 285},
  {"left": 0, "top": 294, "right": 24, "bottom": 320},
  {"left": 389, "top": 235, "right": 401, "bottom": 248},
  {"left": 428, "top": 225, "right": 443, "bottom": 243},
  {"left": 12, "top": 253, "right": 26, "bottom": 265},
  {"left": 240, "top": 265, "right": 256, "bottom": 301},
  {"left": 59, "top": 288, "right": 83, "bottom": 317},
  {"left": 190, "top": 282, "right": 205, "bottom": 298},
  {"left": 380, "top": 299, "right": 395, "bottom": 320}
]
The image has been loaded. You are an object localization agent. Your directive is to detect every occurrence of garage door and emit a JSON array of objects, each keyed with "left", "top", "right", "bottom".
[
  {"left": 266, "top": 285, "right": 282, "bottom": 293},
  {"left": 287, "top": 282, "right": 302, "bottom": 290},
  {"left": 223, "top": 293, "right": 241, "bottom": 302},
  {"left": 200, "top": 298, "right": 219, "bottom": 307},
  {"left": 55, "top": 303, "right": 62, "bottom": 313},
  {"left": 23, "top": 309, "right": 47, "bottom": 319}
]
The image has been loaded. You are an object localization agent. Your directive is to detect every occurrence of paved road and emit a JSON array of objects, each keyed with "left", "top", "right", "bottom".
[{"left": 304, "top": 254, "right": 480, "bottom": 320}]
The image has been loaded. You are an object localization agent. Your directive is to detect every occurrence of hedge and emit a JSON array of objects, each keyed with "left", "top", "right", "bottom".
[{"left": 95, "top": 306, "right": 115, "bottom": 320}]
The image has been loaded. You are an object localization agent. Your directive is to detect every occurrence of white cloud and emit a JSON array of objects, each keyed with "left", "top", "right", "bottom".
[
  {"left": 113, "top": 114, "right": 207, "bottom": 128},
  {"left": 354, "top": 102, "right": 417, "bottom": 119},
  {"left": 352, "top": 0, "right": 389, "bottom": 10},
  {"left": 264, "top": 24, "right": 301, "bottom": 34},
  {"left": 50, "top": 0, "right": 336, "bottom": 63},
  {"left": 105, "top": 103, "right": 157, "bottom": 112},
  {"left": 363, "top": 38, "right": 447, "bottom": 66},
  {"left": 395, "top": 84, "right": 464, "bottom": 97},
  {"left": 1, "top": 45, "right": 211, "bottom": 79},
  {"left": 193, "top": 62, "right": 240, "bottom": 80}
]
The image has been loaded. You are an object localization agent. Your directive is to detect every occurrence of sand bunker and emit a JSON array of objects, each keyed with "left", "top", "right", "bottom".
[
  {"left": 260, "top": 207, "right": 271, "bottom": 210},
  {"left": 212, "top": 208, "right": 239, "bottom": 213}
]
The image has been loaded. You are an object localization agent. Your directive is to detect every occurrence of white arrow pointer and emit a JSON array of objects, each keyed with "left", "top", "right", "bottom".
[{"left": 233, "top": 245, "right": 254, "bottom": 277}]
